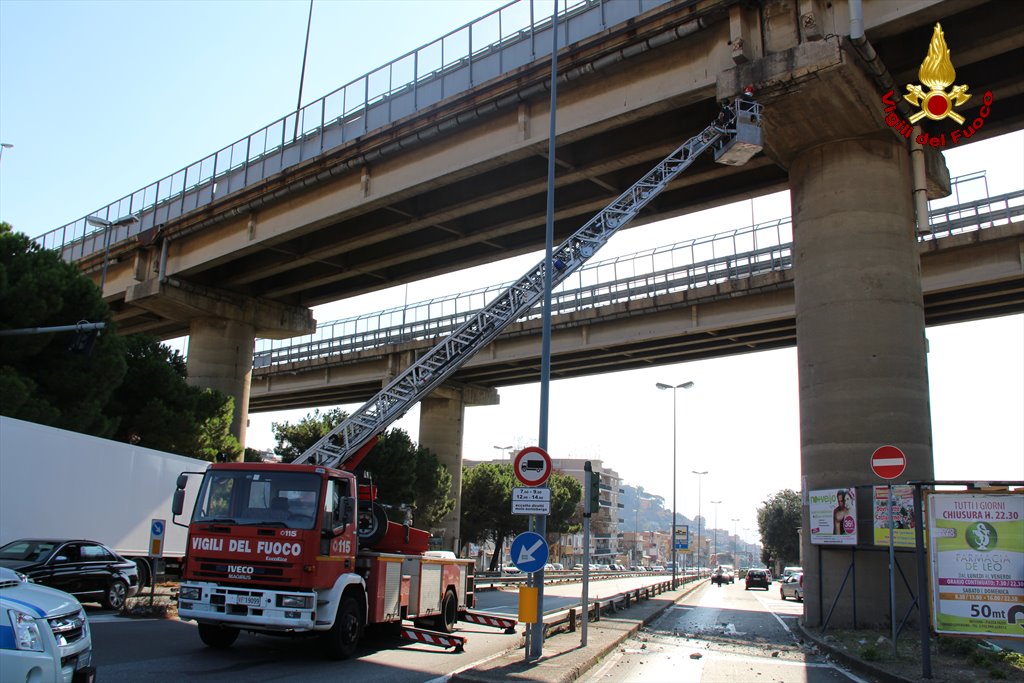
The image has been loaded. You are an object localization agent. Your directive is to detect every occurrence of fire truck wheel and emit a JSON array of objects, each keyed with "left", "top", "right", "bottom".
[
  {"left": 323, "top": 594, "right": 364, "bottom": 660},
  {"left": 357, "top": 502, "right": 389, "bottom": 548},
  {"left": 197, "top": 623, "right": 239, "bottom": 649},
  {"left": 434, "top": 589, "right": 458, "bottom": 633}
]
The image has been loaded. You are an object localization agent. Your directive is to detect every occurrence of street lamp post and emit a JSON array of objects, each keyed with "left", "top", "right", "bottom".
[
  {"left": 710, "top": 500, "right": 722, "bottom": 565},
  {"left": 692, "top": 470, "right": 707, "bottom": 574},
  {"left": 0, "top": 142, "right": 12, "bottom": 162},
  {"left": 633, "top": 507, "right": 640, "bottom": 566},
  {"left": 85, "top": 214, "right": 140, "bottom": 295},
  {"left": 492, "top": 445, "right": 514, "bottom": 460},
  {"left": 656, "top": 381, "right": 694, "bottom": 589},
  {"left": 732, "top": 518, "right": 740, "bottom": 566}
]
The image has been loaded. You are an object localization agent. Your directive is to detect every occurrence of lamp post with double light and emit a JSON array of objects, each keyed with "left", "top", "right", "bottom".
[
  {"left": 692, "top": 470, "right": 708, "bottom": 575},
  {"left": 492, "top": 445, "right": 514, "bottom": 461},
  {"left": 84, "top": 214, "right": 140, "bottom": 295},
  {"left": 656, "top": 381, "right": 694, "bottom": 588}
]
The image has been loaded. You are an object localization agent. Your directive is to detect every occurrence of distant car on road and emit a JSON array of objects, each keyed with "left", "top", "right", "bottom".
[
  {"left": 744, "top": 568, "right": 771, "bottom": 590},
  {"left": 780, "top": 572, "right": 804, "bottom": 601},
  {"left": 780, "top": 566, "right": 802, "bottom": 581},
  {"left": 711, "top": 564, "right": 735, "bottom": 585},
  {"left": 0, "top": 539, "right": 140, "bottom": 609},
  {"left": 500, "top": 564, "right": 521, "bottom": 574}
]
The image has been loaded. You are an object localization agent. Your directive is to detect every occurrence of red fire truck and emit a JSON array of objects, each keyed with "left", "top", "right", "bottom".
[
  {"left": 173, "top": 456, "right": 481, "bottom": 657},
  {"left": 171, "top": 99, "right": 762, "bottom": 658}
]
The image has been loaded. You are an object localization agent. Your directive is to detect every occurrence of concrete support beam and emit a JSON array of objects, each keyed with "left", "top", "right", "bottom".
[
  {"left": 728, "top": 5, "right": 758, "bottom": 65},
  {"left": 125, "top": 277, "right": 315, "bottom": 340},
  {"left": 418, "top": 383, "right": 499, "bottom": 552},
  {"left": 187, "top": 318, "right": 257, "bottom": 452}
]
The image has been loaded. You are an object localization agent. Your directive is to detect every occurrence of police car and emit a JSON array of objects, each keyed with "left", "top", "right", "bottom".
[{"left": 1, "top": 567, "right": 95, "bottom": 683}]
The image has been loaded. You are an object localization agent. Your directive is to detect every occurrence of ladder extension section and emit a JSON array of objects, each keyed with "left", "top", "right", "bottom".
[{"left": 295, "top": 99, "right": 763, "bottom": 468}]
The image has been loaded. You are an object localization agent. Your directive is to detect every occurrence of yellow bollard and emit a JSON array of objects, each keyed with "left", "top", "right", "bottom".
[{"left": 518, "top": 585, "right": 539, "bottom": 623}]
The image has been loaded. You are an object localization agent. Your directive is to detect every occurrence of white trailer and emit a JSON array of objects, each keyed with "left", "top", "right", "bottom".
[{"left": 0, "top": 416, "right": 206, "bottom": 584}]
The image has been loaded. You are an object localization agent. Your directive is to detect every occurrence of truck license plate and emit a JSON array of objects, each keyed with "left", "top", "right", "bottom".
[{"left": 228, "top": 595, "right": 261, "bottom": 606}]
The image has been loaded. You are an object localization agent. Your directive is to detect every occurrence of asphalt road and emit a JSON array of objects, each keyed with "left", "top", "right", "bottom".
[
  {"left": 84, "top": 574, "right": 676, "bottom": 682},
  {"left": 580, "top": 580, "right": 868, "bottom": 683},
  {"left": 85, "top": 574, "right": 865, "bottom": 683}
]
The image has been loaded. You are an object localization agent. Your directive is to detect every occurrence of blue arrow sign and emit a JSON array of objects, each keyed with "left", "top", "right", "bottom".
[
  {"left": 510, "top": 531, "right": 549, "bottom": 573},
  {"left": 151, "top": 519, "right": 165, "bottom": 536}
]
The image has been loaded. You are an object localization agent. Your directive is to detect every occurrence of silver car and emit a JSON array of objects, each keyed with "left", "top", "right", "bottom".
[{"left": 780, "top": 571, "right": 804, "bottom": 601}]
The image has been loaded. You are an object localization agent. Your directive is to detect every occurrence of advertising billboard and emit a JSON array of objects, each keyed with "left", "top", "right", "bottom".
[
  {"left": 809, "top": 488, "right": 857, "bottom": 545},
  {"left": 873, "top": 485, "right": 917, "bottom": 547},
  {"left": 927, "top": 491, "right": 1024, "bottom": 638}
]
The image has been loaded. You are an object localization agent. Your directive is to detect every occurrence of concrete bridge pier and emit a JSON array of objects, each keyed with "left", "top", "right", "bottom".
[
  {"left": 124, "top": 277, "right": 315, "bottom": 452},
  {"left": 417, "top": 383, "right": 499, "bottom": 552},
  {"left": 720, "top": 34, "right": 947, "bottom": 628},
  {"left": 187, "top": 318, "right": 256, "bottom": 447},
  {"left": 790, "top": 134, "right": 936, "bottom": 628}
]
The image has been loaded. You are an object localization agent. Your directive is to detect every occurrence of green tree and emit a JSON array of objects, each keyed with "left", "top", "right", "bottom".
[
  {"left": 356, "top": 429, "right": 454, "bottom": 528},
  {"left": 756, "top": 488, "right": 802, "bottom": 569},
  {"left": 1, "top": 224, "right": 240, "bottom": 459},
  {"left": 272, "top": 408, "right": 347, "bottom": 463},
  {"left": 0, "top": 223, "right": 126, "bottom": 435},
  {"left": 271, "top": 411, "right": 454, "bottom": 527},
  {"left": 460, "top": 463, "right": 581, "bottom": 571},
  {"left": 105, "top": 335, "right": 241, "bottom": 461},
  {"left": 460, "top": 463, "right": 516, "bottom": 571}
]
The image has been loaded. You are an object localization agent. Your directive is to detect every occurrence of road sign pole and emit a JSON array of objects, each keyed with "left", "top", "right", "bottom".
[
  {"left": 581, "top": 509, "right": 590, "bottom": 646},
  {"left": 888, "top": 484, "right": 898, "bottom": 655},
  {"left": 528, "top": 0, "right": 560, "bottom": 662}
]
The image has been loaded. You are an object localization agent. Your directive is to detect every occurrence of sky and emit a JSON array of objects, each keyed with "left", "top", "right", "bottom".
[{"left": 2, "top": 1, "right": 1021, "bottom": 547}]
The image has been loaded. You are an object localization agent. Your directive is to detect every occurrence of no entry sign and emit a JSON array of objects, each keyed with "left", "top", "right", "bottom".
[{"left": 871, "top": 445, "right": 907, "bottom": 480}]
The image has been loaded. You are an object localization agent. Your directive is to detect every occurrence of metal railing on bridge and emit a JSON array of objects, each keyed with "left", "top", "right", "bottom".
[
  {"left": 252, "top": 188, "right": 1023, "bottom": 368},
  {"left": 33, "top": 0, "right": 676, "bottom": 261}
]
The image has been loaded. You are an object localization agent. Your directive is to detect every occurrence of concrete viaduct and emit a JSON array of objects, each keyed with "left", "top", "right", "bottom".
[{"left": 41, "top": 0, "right": 1024, "bottom": 629}]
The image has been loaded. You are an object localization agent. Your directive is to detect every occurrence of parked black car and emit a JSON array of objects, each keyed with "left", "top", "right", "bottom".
[
  {"left": 0, "top": 539, "right": 140, "bottom": 609},
  {"left": 744, "top": 568, "right": 771, "bottom": 590}
]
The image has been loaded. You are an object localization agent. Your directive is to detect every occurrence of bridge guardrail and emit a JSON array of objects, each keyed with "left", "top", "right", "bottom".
[
  {"left": 252, "top": 189, "right": 1022, "bottom": 367},
  {"left": 540, "top": 575, "right": 703, "bottom": 637},
  {"left": 34, "top": 0, "right": 674, "bottom": 261},
  {"left": 475, "top": 568, "right": 677, "bottom": 589}
]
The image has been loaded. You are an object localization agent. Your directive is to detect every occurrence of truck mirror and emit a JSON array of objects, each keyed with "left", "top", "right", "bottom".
[
  {"left": 176, "top": 473, "right": 189, "bottom": 489},
  {"left": 341, "top": 496, "right": 356, "bottom": 528},
  {"left": 172, "top": 488, "right": 185, "bottom": 516}
]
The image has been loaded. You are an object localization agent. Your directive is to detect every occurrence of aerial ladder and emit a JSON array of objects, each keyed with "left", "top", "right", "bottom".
[{"left": 294, "top": 98, "right": 763, "bottom": 470}]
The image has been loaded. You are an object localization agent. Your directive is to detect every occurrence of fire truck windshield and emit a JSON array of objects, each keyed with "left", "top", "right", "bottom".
[{"left": 192, "top": 470, "right": 322, "bottom": 530}]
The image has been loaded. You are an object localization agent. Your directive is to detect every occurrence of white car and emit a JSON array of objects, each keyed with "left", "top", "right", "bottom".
[{"left": 0, "top": 567, "right": 95, "bottom": 683}]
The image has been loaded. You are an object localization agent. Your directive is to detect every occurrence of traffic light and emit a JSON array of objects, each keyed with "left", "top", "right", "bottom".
[{"left": 584, "top": 461, "right": 601, "bottom": 517}]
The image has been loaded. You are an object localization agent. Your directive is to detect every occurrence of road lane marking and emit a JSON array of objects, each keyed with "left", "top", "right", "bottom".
[
  {"left": 754, "top": 594, "right": 793, "bottom": 634},
  {"left": 423, "top": 647, "right": 514, "bottom": 683}
]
